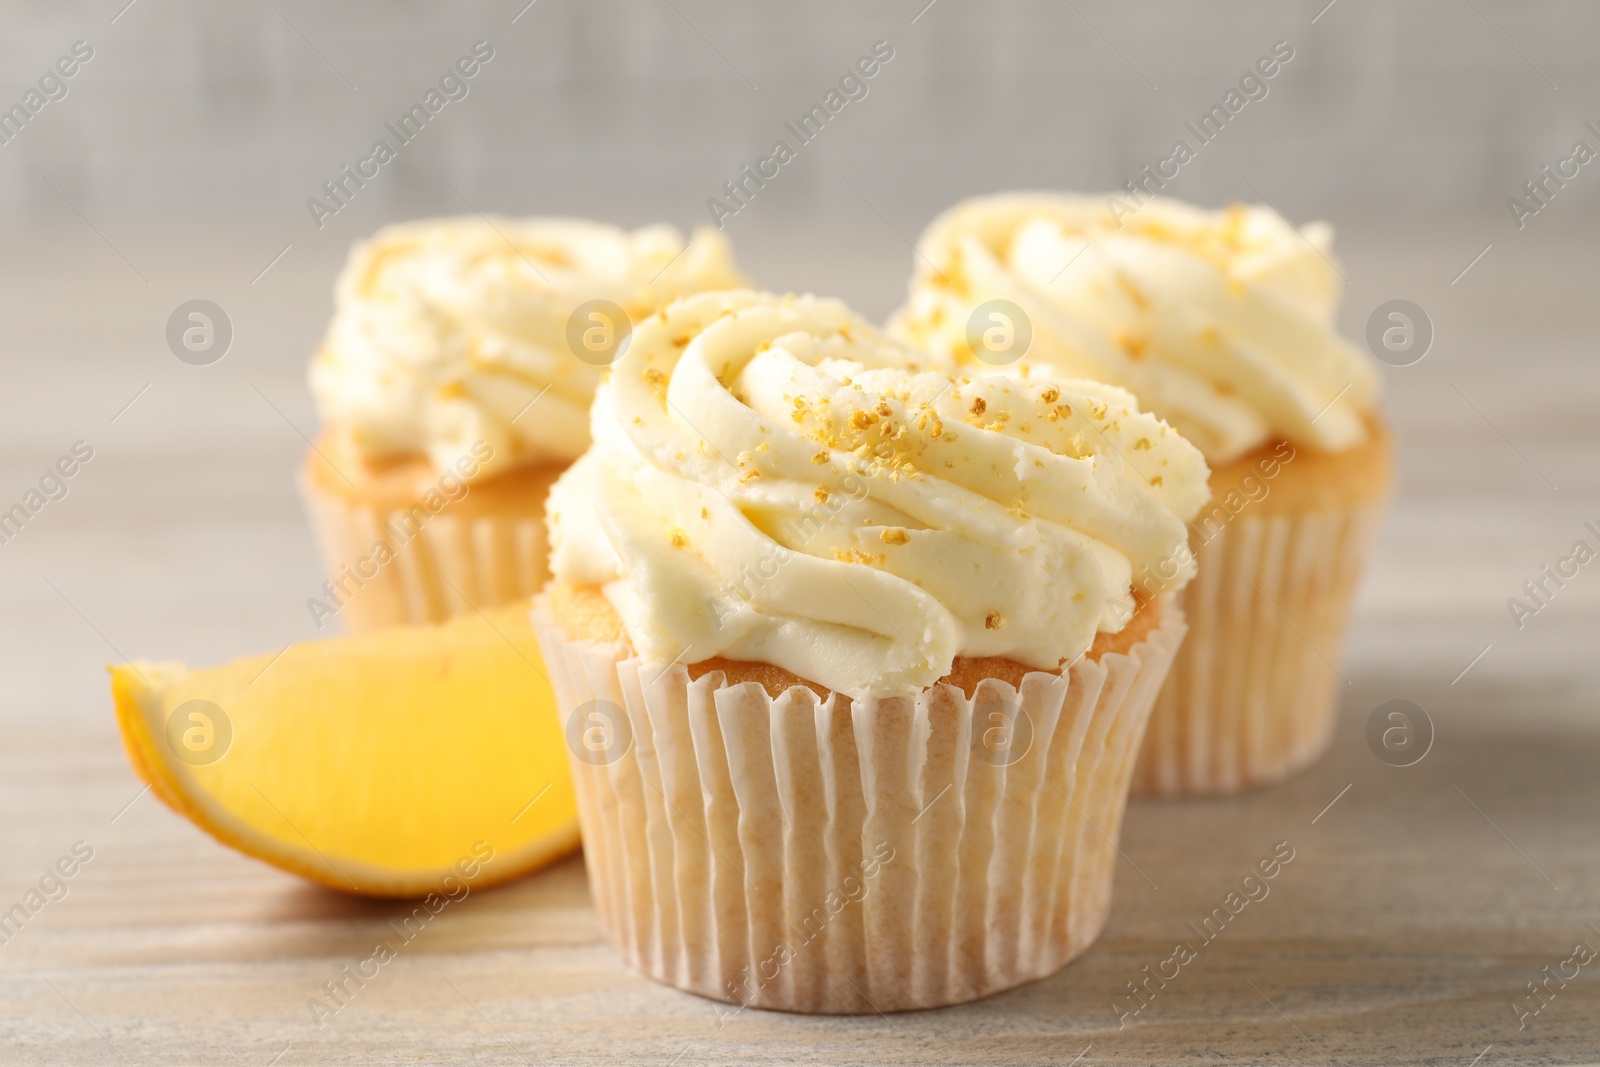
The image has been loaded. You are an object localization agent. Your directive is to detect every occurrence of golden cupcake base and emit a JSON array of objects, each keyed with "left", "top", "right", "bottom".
[
  {"left": 1132, "top": 422, "right": 1392, "bottom": 796},
  {"left": 299, "top": 434, "right": 563, "bottom": 633},
  {"left": 533, "top": 588, "right": 1186, "bottom": 1014}
]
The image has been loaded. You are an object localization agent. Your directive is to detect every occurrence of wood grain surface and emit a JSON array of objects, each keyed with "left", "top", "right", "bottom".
[{"left": 1, "top": 223, "right": 1597, "bottom": 1065}]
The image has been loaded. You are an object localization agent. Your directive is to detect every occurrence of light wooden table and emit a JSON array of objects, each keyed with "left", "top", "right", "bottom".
[{"left": 2, "top": 221, "right": 1597, "bottom": 1064}]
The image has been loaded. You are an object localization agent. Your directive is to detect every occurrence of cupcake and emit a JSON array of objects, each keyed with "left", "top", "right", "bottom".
[
  {"left": 302, "top": 216, "right": 747, "bottom": 633},
  {"left": 892, "top": 193, "right": 1391, "bottom": 795},
  {"left": 532, "top": 290, "right": 1210, "bottom": 1013}
]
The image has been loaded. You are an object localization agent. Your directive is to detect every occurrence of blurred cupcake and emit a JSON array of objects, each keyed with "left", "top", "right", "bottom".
[
  {"left": 893, "top": 193, "right": 1391, "bottom": 795},
  {"left": 532, "top": 290, "right": 1209, "bottom": 1013},
  {"left": 302, "top": 216, "right": 747, "bottom": 633}
]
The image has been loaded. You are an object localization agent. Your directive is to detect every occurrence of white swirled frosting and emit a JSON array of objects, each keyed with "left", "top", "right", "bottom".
[
  {"left": 892, "top": 193, "right": 1380, "bottom": 464},
  {"left": 547, "top": 290, "right": 1209, "bottom": 698},
  {"left": 310, "top": 216, "right": 748, "bottom": 480}
]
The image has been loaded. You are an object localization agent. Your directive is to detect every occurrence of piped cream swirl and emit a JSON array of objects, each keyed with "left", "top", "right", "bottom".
[
  {"left": 892, "top": 193, "right": 1379, "bottom": 464},
  {"left": 310, "top": 216, "right": 747, "bottom": 480},
  {"left": 548, "top": 290, "right": 1209, "bottom": 698}
]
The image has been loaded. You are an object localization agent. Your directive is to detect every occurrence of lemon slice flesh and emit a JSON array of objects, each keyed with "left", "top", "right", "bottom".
[{"left": 111, "top": 601, "right": 579, "bottom": 898}]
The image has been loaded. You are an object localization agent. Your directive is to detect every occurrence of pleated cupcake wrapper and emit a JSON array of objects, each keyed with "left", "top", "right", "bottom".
[
  {"left": 1133, "top": 500, "right": 1386, "bottom": 797},
  {"left": 300, "top": 475, "right": 550, "bottom": 634},
  {"left": 533, "top": 598, "right": 1186, "bottom": 1014}
]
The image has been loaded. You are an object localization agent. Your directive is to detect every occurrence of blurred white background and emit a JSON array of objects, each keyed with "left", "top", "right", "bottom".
[{"left": 2, "top": 0, "right": 1597, "bottom": 726}]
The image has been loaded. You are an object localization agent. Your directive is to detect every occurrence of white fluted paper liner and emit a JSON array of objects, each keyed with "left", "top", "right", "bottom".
[
  {"left": 533, "top": 597, "right": 1186, "bottom": 1014},
  {"left": 301, "top": 475, "right": 550, "bottom": 634},
  {"left": 1133, "top": 501, "right": 1385, "bottom": 797}
]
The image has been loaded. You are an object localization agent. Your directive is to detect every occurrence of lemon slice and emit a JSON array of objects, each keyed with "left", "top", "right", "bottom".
[{"left": 110, "top": 601, "right": 579, "bottom": 898}]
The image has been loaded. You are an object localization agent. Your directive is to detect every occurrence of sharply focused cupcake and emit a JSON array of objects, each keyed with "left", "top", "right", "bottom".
[
  {"left": 892, "top": 193, "right": 1391, "bottom": 795},
  {"left": 302, "top": 216, "right": 747, "bottom": 633},
  {"left": 532, "top": 290, "right": 1210, "bottom": 1013}
]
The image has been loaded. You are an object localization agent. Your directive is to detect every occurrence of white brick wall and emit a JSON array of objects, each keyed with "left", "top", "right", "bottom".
[{"left": 0, "top": 0, "right": 1595, "bottom": 229}]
